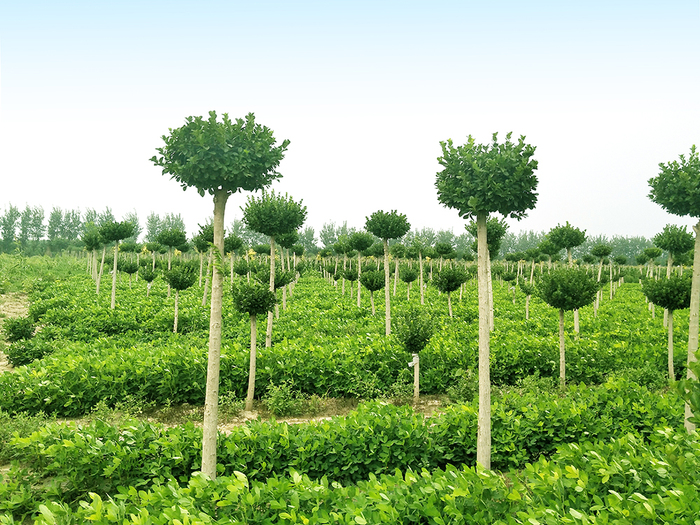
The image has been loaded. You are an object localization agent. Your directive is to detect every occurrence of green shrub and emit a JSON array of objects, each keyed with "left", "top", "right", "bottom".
[
  {"left": 263, "top": 381, "right": 305, "bottom": 417},
  {"left": 2, "top": 316, "right": 35, "bottom": 342}
]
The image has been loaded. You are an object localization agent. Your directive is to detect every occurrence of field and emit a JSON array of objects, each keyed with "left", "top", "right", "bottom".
[{"left": 0, "top": 252, "right": 698, "bottom": 524}]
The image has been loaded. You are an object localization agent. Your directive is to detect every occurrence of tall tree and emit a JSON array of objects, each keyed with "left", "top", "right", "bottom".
[
  {"left": 242, "top": 190, "right": 307, "bottom": 347},
  {"left": 648, "top": 144, "right": 700, "bottom": 432},
  {"left": 0, "top": 205, "right": 20, "bottom": 253},
  {"left": 365, "top": 210, "right": 411, "bottom": 335},
  {"left": 654, "top": 224, "right": 694, "bottom": 277},
  {"left": 436, "top": 131, "right": 538, "bottom": 470},
  {"left": 151, "top": 111, "right": 289, "bottom": 478}
]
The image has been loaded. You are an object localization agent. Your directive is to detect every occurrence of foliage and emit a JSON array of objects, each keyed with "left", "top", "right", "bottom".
[
  {"left": 590, "top": 243, "right": 613, "bottom": 259},
  {"left": 433, "top": 267, "right": 468, "bottom": 293},
  {"left": 398, "top": 265, "right": 419, "bottom": 284},
  {"left": 435, "top": 132, "right": 539, "bottom": 220},
  {"left": 242, "top": 190, "right": 307, "bottom": 238},
  {"left": 364, "top": 210, "right": 411, "bottom": 241},
  {"left": 263, "top": 380, "right": 306, "bottom": 417},
  {"left": 359, "top": 269, "right": 384, "bottom": 292},
  {"left": 2, "top": 316, "right": 35, "bottom": 342},
  {"left": 648, "top": 144, "right": 700, "bottom": 218},
  {"left": 393, "top": 305, "right": 433, "bottom": 354},
  {"left": 231, "top": 281, "right": 277, "bottom": 316},
  {"left": 642, "top": 274, "right": 692, "bottom": 311},
  {"left": 538, "top": 267, "right": 598, "bottom": 311},
  {"left": 653, "top": 223, "right": 695, "bottom": 259},
  {"left": 347, "top": 231, "right": 375, "bottom": 254},
  {"left": 151, "top": 111, "right": 289, "bottom": 197},
  {"left": 156, "top": 227, "right": 187, "bottom": 250},
  {"left": 547, "top": 221, "right": 586, "bottom": 253},
  {"left": 98, "top": 220, "right": 135, "bottom": 243},
  {"left": 163, "top": 265, "right": 197, "bottom": 292},
  {"left": 466, "top": 216, "right": 509, "bottom": 257}
]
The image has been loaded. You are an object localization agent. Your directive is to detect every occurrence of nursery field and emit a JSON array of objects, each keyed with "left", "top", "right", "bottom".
[{"left": 0, "top": 253, "right": 699, "bottom": 524}]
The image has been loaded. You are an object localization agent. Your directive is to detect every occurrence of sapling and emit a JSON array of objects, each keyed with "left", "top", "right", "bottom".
[
  {"left": 642, "top": 275, "right": 691, "bottom": 382},
  {"left": 157, "top": 227, "right": 187, "bottom": 298},
  {"left": 436, "top": 131, "right": 538, "bottom": 469},
  {"left": 348, "top": 231, "right": 375, "bottom": 308},
  {"left": 360, "top": 269, "right": 385, "bottom": 315},
  {"left": 151, "top": 111, "right": 289, "bottom": 478},
  {"left": 99, "top": 220, "right": 136, "bottom": 309},
  {"left": 138, "top": 265, "right": 158, "bottom": 297},
  {"left": 231, "top": 280, "right": 277, "bottom": 412},
  {"left": 399, "top": 265, "right": 419, "bottom": 301},
  {"left": 654, "top": 225, "right": 694, "bottom": 326},
  {"left": 365, "top": 210, "right": 411, "bottom": 335},
  {"left": 225, "top": 234, "right": 244, "bottom": 284},
  {"left": 648, "top": 144, "right": 700, "bottom": 432},
  {"left": 164, "top": 264, "right": 198, "bottom": 333},
  {"left": 390, "top": 243, "right": 406, "bottom": 295},
  {"left": 242, "top": 190, "right": 307, "bottom": 348},
  {"left": 538, "top": 267, "right": 598, "bottom": 389},
  {"left": 393, "top": 305, "right": 434, "bottom": 403},
  {"left": 433, "top": 267, "right": 468, "bottom": 317},
  {"left": 117, "top": 258, "right": 139, "bottom": 288}
]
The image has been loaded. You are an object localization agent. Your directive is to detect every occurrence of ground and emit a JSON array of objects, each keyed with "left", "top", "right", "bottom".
[{"left": 0, "top": 292, "right": 28, "bottom": 373}]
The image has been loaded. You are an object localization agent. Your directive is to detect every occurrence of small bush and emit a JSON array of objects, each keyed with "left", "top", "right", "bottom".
[
  {"left": 2, "top": 316, "right": 35, "bottom": 343},
  {"left": 5, "top": 338, "right": 57, "bottom": 367},
  {"left": 263, "top": 381, "right": 305, "bottom": 417},
  {"left": 447, "top": 368, "right": 478, "bottom": 403}
]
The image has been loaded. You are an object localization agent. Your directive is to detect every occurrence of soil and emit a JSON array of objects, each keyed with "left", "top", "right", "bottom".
[{"left": 0, "top": 292, "right": 28, "bottom": 373}]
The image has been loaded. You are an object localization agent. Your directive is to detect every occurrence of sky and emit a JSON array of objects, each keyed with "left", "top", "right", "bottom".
[{"left": 1, "top": 1, "right": 699, "bottom": 243}]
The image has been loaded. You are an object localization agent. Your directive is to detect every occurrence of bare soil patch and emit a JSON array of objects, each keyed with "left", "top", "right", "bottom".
[{"left": 0, "top": 292, "right": 29, "bottom": 373}]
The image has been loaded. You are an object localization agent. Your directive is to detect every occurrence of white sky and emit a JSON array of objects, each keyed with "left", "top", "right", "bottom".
[{"left": 1, "top": 1, "right": 699, "bottom": 241}]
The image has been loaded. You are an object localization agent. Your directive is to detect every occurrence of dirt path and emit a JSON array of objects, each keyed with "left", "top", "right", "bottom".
[{"left": 0, "top": 292, "right": 29, "bottom": 373}]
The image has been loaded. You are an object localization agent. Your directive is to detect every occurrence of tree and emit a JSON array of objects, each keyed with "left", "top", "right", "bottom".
[
  {"left": 242, "top": 190, "right": 307, "bottom": 347},
  {"left": 348, "top": 231, "right": 376, "bottom": 308},
  {"left": 81, "top": 225, "right": 103, "bottom": 284},
  {"left": 643, "top": 275, "right": 691, "bottom": 382},
  {"left": 548, "top": 222, "right": 586, "bottom": 266},
  {"left": 99, "top": 220, "right": 136, "bottom": 309},
  {"left": 433, "top": 267, "right": 468, "bottom": 317},
  {"left": 394, "top": 305, "right": 434, "bottom": 402},
  {"left": 164, "top": 264, "right": 198, "bottom": 333},
  {"left": 157, "top": 227, "right": 188, "bottom": 298},
  {"left": 435, "top": 131, "right": 538, "bottom": 469},
  {"left": 231, "top": 280, "right": 277, "bottom": 411},
  {"left": 151, "top": 111, "right": 289, "bottom": 478},
  {"left": 538, "top": 268, "right": 598, "bottom": 389},
  {"left": 1, "top": 205, "right": 20, "bottom": 253},
  {"left": 399, "top": 265, "right": 419, "bottom": 301},
  {"left": 365, "top": 210, "right": 411, "bottom": 335},
  {"left": 648, "top": 145, "right": 700, "bottom": 432},
  {"left": 360, "top": 269, "right": 385, "bottom": 315},
  {"left": 654, "top": 224, "right": 694, "bottom": 277}
]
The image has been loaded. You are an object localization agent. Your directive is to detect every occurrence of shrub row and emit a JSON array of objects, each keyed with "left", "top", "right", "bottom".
[
  {"left": 4, "top": 427, "right": 699, "bottom": 524},
  {"left": 2, "top": 378, "right": 684, "bottom": 513}
]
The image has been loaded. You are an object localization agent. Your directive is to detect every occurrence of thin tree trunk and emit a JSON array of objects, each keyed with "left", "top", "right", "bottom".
[
  {"left": 487, "top": 254, "right": 494, "bottom": 331},
  {"left": 96, "top": 246, "right": 106, "bottom": 294},
  {"left": 198, "top": 252, "right": 204, "bottom": 287},
  {"left": 393, "top": 257, "right": 399, "bottom": 296},
  {"left": 559, "top": 309, "right": 566, "bottom": 389},
  {"left": 202, "top": 250, "right": 212, "bottom": 307},
  {"left": 266, "top": 237, "right": 276, "bottom": 348},
  {"left": 412, "top": 353, "right": 420, "bottom": 404},
  {"left": 668, "top": 309, "right": 674, "bottom": 382},
  {"left": 167, "top": 247, "right": 172, "bottom": 298},
  {"left": 201, "top": 189, "right": 229, "bottom": 479},
  {"left": 383, "top": 239, "right": 391, "bottom": 335},
  {"left": 246, "top": 314, "right": 257, "bottom": 412},
  {"left": 685, "top": 221, "right": 700, "bottom": 433},
  {"left": 476, "top": 211, "right": 491, "bottom": 470},
  {"left": 525, "top": 295, "right": 530, "bottom": 320},
  {"left": 357, "top": 252, "right": 362, "bottom": 308},
  {"left": 574, "top": 309, "right": 580, "bottom": 334},
  {"left": 110, "top": 242, "right": 119, "bottom": 309},
  {"left": 419, "top": 251, "right": 425, "bottom": 305},
  {"left": 447, "top": 291, "right": 453, "bottom": 318},
  {"left": 173, "top": 290, "right": 179, "bottom": 333}
]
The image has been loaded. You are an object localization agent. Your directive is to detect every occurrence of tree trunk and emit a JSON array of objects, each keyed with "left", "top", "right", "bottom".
[
  {"left": 199, "top": 252, "right": 204, "bottom": 287},
  {"left": 412, "top": 353, "right": 420, "bottom": 404},
  {"left": 393, "top": 257, "right": 399, "bottom": 296},
  {"left": 668, "top": 309, "right": 674, "bottom": 382},
  {"left": 447, "top": 291, "right": 453, "bottom": 318},
  {"left": 685, "top": 221, "right": 700, "bottom": 433},
  {"left": 487, "top": 254, "right": 494, "bottom": 331},
  {"left": 201, "top": 189, "right": 230, "bottom": 479},
  {"left": 110, "top": 241, "right": 119, "bottom": 309},
  {"left": 383, "top": 239, "right": 391, "bottom": 336},
  {"left": 357, "top": 252, "right": 362, "bottom": 308},
  {"left": 266, "top": 237, "right": 276, "bottom": 348},
  {"left": 173, "top": 290, "right": 179, "bottom": 333},
  {"left": 476, "top": 211, "right": 491, "bottom": 470},
  {"left": 167, "top": 247, "right": 172, "bottom": 298},
  {"left": 246, "top": 313, "right": 257, "bottom": 412},
  {"left": 96, "top": 246, "right": 106, "bottom": 295},
  {"left": 202, "top": 250, "right": 212, "bottom": 307},
  {"left": 419, "top": 251, "right": 425, "bottom": 305},
  {"left": 573, "top": 309, "right": 580, "bottom": 334},
  {"left": 559, "top": 309, "right": 566, "bottom": 389}
]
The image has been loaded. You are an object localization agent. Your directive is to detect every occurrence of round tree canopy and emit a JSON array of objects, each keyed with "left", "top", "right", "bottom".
[
  {"left": 648, "top": 145, "right": 700, "bottom": 218},
  {"left": 537, "top": 267, "right": 598, "bottom": 311},
  {"left": 365, "top": 210, "right": 411, "bottom": 241},
  {"left": 242, "top": 190, "right": 307, "bottom": 239},
  {"left": 360, "top": 270, "right": 385, "bottom": 292},
  {"left": 433, "top": 267, "right": 468, "bottom": 293},
  {"left": 642, "top": 275, "right": 692, "bottom": 311},
  {"left": 232, "top": 281, "right": 277, "bottom": 316}
]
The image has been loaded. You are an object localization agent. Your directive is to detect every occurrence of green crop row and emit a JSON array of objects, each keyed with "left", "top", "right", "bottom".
[
  {"left": 3, "top": 420, "right": 697, "bottom": 523},
  {"left": 0, "top": 378, "right": 684, "bottom": 519}
]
